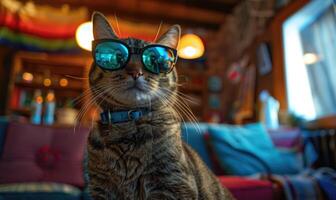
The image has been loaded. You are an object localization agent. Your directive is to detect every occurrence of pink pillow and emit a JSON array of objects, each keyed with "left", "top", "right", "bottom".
[{"left": 0, "top": 122, "right": 89, "bottom": 187}]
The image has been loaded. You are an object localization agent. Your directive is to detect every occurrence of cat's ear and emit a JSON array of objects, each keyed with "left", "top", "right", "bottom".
[
  {"left": 156, "top": 25, "right": 181, "bottom": 49},
  {"left": 92, "top": 11, "right": 118, "bottom": 40}
]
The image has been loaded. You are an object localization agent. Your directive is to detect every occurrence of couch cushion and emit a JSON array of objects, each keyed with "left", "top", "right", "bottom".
[
  {"left": 0, "top": 182, "right": 81, "bottom": 200},
  {"left": 181, "top": 123, "right": 214, "bottom": 170},
  {"left": 0, "top": 122, "right": 89, "bottom": 187},
  {"left": 219, "top": 176, "right": 273, "bottom": 200},
  {"left": 208, "top": 123, "right": 302, "bottom": 175}
]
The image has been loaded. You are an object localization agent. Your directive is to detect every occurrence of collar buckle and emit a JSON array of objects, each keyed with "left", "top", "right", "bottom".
[
  {"left": 128, "top": 110, "right": 144, "bottom": 120},
  {"left": 128, "top": 110, "right": 137, "bottom": 120}
]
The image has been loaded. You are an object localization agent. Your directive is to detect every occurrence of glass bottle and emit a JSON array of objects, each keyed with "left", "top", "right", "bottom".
[
  {"left": 44, "top": 90, "right": 56, "bottom": 125},
  {"left": 31, "top": 89, "right": 43, "bottom": 124}
]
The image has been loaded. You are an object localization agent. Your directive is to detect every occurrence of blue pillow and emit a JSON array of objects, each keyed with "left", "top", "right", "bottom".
[
  {"left": 181, "top": 123, "right": 213, "bottom": 170},
  {"left": 208, "top": 123, "right": 302, "bottom": 175}
]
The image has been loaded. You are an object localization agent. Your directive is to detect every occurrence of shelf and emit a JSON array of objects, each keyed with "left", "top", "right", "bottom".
[
  {"left": 15, "top": 82, "right": 83, "bottom": 91},
  {"left": 7, "top": 52, "right": 94, "bottom": 125},
  {"left": 11, "top": 108, "right": 31, "bottom": 115}
]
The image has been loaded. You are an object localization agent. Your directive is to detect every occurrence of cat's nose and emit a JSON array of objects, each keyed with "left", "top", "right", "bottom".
[
  {"left": 125, "top": 65, "right": 143, "bottom": 80},
  {"left": 127, "top": 70, "right": 143, "bottom": 80},
  {"left": 125, "top": 60, "right": 143, "bottom": 80}
]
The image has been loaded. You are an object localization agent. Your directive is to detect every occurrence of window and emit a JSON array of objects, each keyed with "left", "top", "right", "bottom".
[{"left": 283, "top": 0, "right": 336, "bottom": 120}]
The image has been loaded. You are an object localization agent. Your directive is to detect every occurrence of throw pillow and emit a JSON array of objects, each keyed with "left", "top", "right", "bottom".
[
  {"left": 0, "top": 122, "right": 89, "bottom": 187},
  {"left": 208, "top": 123, "right": 302, "bottom": 176}
]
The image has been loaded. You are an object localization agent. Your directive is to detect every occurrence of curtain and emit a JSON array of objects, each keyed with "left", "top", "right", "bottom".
[{"left": 300, "top": 7, "right": 336, "bottom": 118}]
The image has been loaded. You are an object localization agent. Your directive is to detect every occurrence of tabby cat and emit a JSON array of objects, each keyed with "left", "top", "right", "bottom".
[{"left": 87, "top": 12, "right": 234, "bottom": 200}]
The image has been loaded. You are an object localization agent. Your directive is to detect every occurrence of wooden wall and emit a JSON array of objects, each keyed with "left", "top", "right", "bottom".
[
  {"left": 230, "top": 0, "right": 310, "bottom": 123},
  {"left": 0, "top": 47, "right": 15, "bottom": 115}
]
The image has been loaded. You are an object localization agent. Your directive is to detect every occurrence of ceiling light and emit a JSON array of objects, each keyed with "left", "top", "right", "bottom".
[
  {"left": 22, "top": 72, "right": 33, "bottom": 82},
  {"left": 76, "top": 21, "right": 93, "bottom": 51},
  {"left": 178, "top": 34, "right": 204, "bottom": 59}
]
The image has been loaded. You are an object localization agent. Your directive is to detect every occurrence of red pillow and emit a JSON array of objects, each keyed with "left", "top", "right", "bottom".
[{"left": 0, "top": 122, "right": 89, "bottom": 187}]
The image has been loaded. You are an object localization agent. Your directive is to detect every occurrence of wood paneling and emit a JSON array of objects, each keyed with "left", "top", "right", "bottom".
[
  {"left": 304, "top": 115, "right": 336, "bottom": 129},
  {"left": 0, "top": 47, "right": 14, "bottom": 115},
  {"left": 17, "top": 0, "right": 237, "bottom": 29}
]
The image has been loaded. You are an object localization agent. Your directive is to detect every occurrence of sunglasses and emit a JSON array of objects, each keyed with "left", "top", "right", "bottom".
[{"left": 92, "top": 39, "right": 178, "bottom": 74}]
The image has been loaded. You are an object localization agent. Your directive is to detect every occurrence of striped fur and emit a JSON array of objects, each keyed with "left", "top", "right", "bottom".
[{"left": 86, "top": 12, "right": 234, "bottom": 200}]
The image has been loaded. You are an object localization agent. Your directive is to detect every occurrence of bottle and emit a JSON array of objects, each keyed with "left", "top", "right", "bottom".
[
  {"left": 44, "top": 90, "right": 56, "bottom": 125},
  {"left": 259, "top": 90, "right": 280, "bottom": 129},
  {"left": 31, "top": 89, "right": 43, "bottom": 125}
]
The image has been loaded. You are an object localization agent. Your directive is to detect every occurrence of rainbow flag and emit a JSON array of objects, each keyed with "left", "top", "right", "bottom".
[{"left": 0, "top": 0, "right": 88, "bottom": 52}]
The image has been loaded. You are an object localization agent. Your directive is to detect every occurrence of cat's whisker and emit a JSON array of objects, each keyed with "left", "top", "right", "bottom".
[
  {"left": 148, "top": 86, "right": 183, "bottom": 122},
  {"left": 154, "top": 86, "right": 201, "bottom": 135},
  {"left": 75, "top": 85, "right": 117, "bottom": 130},
  {"left": 159, "top": 87, "right": 199, "bottom": 105},
  {"left": 153, "top": 21, "right": 163, "bottom": 42},
  {"left": 151, "top": 90, "right": 181, "bottom": 122},
  {"left": 114, "top": 13, "right": 122, "bottom": 38},
  {"left": 73, "top": 86, "right": 103, "bottom": 129},
  {"left": 72, "top": 82, "right": 108, "bottom": 105},
  {"left": 143, "top": 81, "right": 196, "bottom": 122},
  {"left": 74, "top": 84, "right": 114, "bottom": 130},
  {"left": 74, "top": 88, "right": 103, "bottom": 131},
  {"left": 65, "top": 75, "right": 88, "bottom": 80}
]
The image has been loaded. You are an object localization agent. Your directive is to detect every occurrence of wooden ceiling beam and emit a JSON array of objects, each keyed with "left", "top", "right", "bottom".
[
  {"left": 17, "top": 0, "right": 229, "bottom": 29},
  {"left": 157, "top": 0, "right": 240, "bottom": 13}
]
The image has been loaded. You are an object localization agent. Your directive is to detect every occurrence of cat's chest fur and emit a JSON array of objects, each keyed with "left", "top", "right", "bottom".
[
  {"left": 87, "top": 111, "right": 234, "bottom": 200},
  {"left": 87, "top": 111, "right": 187, "bottom": 192}
]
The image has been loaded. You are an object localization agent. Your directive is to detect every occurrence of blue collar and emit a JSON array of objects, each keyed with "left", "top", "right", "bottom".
[{"left": 100, "top": 109, "right": 150, "bottom": 124}]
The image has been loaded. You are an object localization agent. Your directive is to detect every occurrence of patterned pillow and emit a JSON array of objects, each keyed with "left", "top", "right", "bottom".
[{"left": 0, "top": 122, "right": 90, "bottom": 187}]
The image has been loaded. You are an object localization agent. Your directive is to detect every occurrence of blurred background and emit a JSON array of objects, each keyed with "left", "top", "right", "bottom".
[
  {"left": 0, "top": 0, "right": 335, "bottom": 126},
  {"left": 0, "top": 1, "right": 336, "bottom": 200}
]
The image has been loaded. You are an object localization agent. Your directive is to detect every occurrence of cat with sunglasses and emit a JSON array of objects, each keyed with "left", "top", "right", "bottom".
[{"left": 86, "top": 12, "right": 234, "bottom": 200}]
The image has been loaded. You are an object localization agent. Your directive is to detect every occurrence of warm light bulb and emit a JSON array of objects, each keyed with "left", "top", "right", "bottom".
[
  {"left": 182, "top": 46, "right": 197, "bottom": 57},
  {"left": 178, "top": 34, "right": 204, "bottom": 59},
  {"left": 303, "top": 53, "right": 319, "bottom": 65},
  {"left": 59, "top": 78, "right": 68, "bottom": 87},
  {"left": 22, "top": 72, "right": 33, "bottom": 82},
  {"left": 76, "top": 22, "right": 93, "bottom": 51},
  {"left": 43, "top": 78, "right": 51, "bottom": 87}
]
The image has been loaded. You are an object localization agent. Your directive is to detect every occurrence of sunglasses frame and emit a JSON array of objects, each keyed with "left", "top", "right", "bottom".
[{"left": 92, "top": 39, "right": 178, "bottom": 74}]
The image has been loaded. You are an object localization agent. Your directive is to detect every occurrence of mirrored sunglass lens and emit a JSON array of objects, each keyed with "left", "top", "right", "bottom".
[
  {"left": 142, "top": 46, "right": 175, "bottom": 74},
  {"left": 95, "top": 42, "right": 128, "bottom": 70}
]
